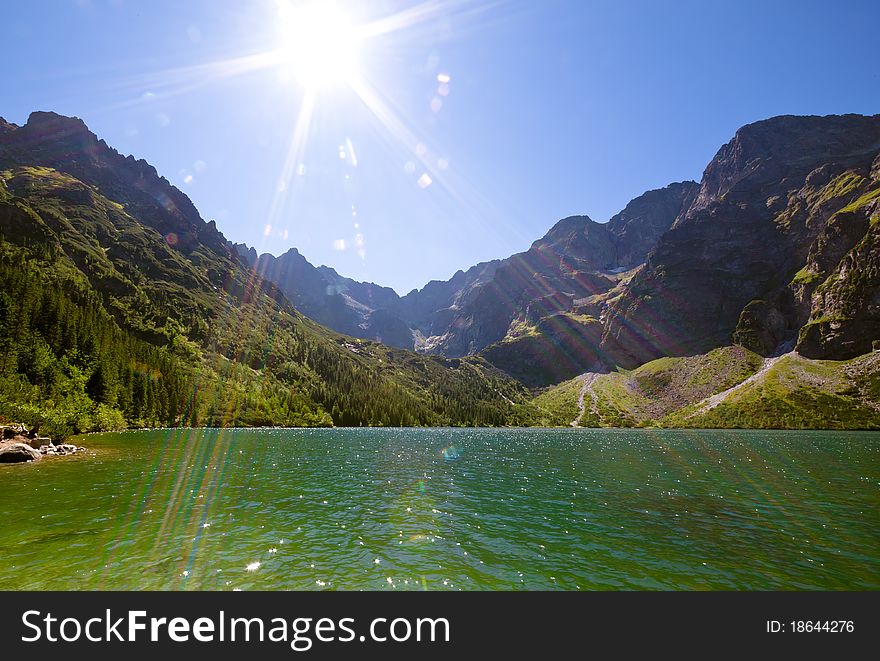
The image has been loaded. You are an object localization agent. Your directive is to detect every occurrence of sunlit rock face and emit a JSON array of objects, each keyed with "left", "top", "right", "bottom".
[
  {"left": 600, "top": 114, "right": 880, "bottom": 367},
  {"left": 794, "top": 150, "right": 880, "bottom": 360}
]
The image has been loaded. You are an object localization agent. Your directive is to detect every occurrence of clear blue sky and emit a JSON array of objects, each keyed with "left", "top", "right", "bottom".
[{"left": 2, "top": 0, "right": 878, "bottom": 294}]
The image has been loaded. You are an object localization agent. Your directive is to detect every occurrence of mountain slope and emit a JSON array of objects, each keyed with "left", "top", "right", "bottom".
[
  {"left": 203, "top": 114, "right": 880, "bottom": 399},
  {"left": 233, "top": 244, "right": 413, "bottom": 349},
  {"left": 4, "top": 110, "right": 878, "bottom": 432},
  {"left": 234, "top": 181, "right": 696, "bottom": 376},
  {"left": 533, "top": 347, "right": 880, "bottom": 429},
  {"left": 600, "top": 114, "right": 880, "bottom": 368},
  {"left": 0, "top": 112, "right": 533, "bottom": 434},
  {"left": 412, "top": 182, "right": 698, "bottom": 364}
]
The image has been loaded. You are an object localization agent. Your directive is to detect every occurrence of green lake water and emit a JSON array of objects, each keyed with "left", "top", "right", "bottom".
[{"left": 0, "top": 427, "right": 877, "bottom": 590}]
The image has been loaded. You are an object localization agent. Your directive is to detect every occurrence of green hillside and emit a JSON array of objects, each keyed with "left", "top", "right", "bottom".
[
  {"left": 0, "top": 164, "right": 531, "bottom": 436},
  {"left": 533, "top": 346, "right": 880, "bottom": 429}
]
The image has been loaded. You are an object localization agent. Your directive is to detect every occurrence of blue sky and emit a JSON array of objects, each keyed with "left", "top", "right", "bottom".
[{"left": 2, "top": 0, "right": 878, "bottom": 294}]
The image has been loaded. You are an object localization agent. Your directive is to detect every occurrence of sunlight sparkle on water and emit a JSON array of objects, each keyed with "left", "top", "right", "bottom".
[{"left": 4, "top": 428, "right": 878, "bottom": 591}]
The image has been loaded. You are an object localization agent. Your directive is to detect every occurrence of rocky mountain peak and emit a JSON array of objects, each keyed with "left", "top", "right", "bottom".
[
  {"left": 232, "top": 242, "right": 259, "bottom": 266},
  {"left": 0, "top": 111, "right": 230, "bottom": 259},
  {"left": 19, "top": 111, "right": 103, "bottom": 160},
  {"left": 692, "top": 114, "right": 880, "bottom": 214},
  {"left": 26, "top": 110, "right": 92, "bottom": 133},
  {"left": 533, "top": 215, "right": 595, "bottom": 245},
  {"left": 606, "top": 181, "right": 699, "bottom": 267}
]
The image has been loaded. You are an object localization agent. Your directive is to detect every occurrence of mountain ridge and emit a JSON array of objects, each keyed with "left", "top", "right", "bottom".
[
  {"left": 2, "top": 109, "right": 878, "bottom": 431},
  {"left": 0, "top": 110, "right": 536, "bottom": 435},
  {"left": 235, "top": 113, "right": 880, "bottom": 390},
  {"left": 232, "top": 180, "right": 698, "bottom": 364}
]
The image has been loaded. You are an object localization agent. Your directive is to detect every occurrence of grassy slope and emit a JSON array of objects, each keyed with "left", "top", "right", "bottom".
[
  {"left": 530, "top": 375, "right": 584, "bottom": 426},
  {"left": 666, "top": 352, "right": 880, "bottom": 429},
  {"left": 533, "top": 346, "right": 880, "bottom": 429}
]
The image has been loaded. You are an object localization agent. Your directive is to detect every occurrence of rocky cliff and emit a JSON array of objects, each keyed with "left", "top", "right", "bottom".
[{"left": 599, "top": 114, "right": 880, "bottom": 368}]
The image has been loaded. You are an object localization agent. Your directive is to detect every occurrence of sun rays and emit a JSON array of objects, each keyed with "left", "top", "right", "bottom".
[
  {"left": 98, "top": 1, "right": 527, "bottom": 261},
  {"left": 273, "top": 2, "right": 362, "bottom": 89},
  {"left": 82, "top": 0, "right": 693, "bottom": 413}
]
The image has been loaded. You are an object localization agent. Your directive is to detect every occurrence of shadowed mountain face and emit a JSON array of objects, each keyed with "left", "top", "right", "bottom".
[
  {"left": 233, "top": 241, "right": 504, "bottom": 351},
  {"left": 233, "top": 244, "right": 413, "bottom": 349},
  {"left": 424, "top": 182, "right": 699, "bottom": 363}
]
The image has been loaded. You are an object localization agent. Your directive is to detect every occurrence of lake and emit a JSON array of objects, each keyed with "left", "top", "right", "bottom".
[{"left": 0, "top": 428, "right": 877, "bottom": 590}]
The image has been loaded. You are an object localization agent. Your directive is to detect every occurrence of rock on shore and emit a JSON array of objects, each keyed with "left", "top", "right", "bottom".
[{"left": 0, "top": 424, "right": 85, "bottom": 463}]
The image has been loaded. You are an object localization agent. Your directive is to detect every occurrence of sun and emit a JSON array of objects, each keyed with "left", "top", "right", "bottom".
[{"left": 274, "top": 2, "right": 362, "bottom": 89}]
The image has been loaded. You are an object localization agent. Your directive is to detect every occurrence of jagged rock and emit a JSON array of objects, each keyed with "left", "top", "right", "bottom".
[
  {"left": 23, "top": 436, "right": 41, "bottom": 449},
  {"left": 734, "top": 300, "right": 790, "bottom": 355},
  {"left": 0, "top": 110, "right": 235, "bottom": 269},
  {"left": 796, "top": 155, "right": 880, "bottom": 359},
  {"left": 0, "top": 424, "right": 64, "bottom": 459},
  {"left": 798, "top": 221, "right": 880, "bottom": 359},
  {"left": 0, "top": 424, "right": 28, "bottom": 439},
  {"left": 0, "top": 441, "right": 42, "bottom": 463},
  {"left": 733, "top": 289, "right": 799, "bottom": 356},
  {"left": 236, "top": 113, "right": 880, "bottom": 380}
]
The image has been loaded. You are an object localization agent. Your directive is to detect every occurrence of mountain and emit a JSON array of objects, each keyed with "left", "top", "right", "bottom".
[
  {"left": 2, "top": 109, "right": 877, "bottom": 432},
  {"left": 467, "top": 182, "right": 699, "bottom": 385},
  {"left": 232, "top": 244, "right": 412, "bottom": 349},
  {"left": 237, "top": 182, "right": 697, "bottom": 386},
  {"left": 242, "top": 114, "right": 880, "bottom": 395},
  {"left": 432, "top": 115, "right": 880, "bottom": 385},
  {"left": 392, "top": 259, "right": 501, "bottom": 347},
  {"left": 0, "top": 111, "right": 534, "bottom": 436},
  {"left": 231, "top": 242, "right": 504, "bottom": 352},
  {"left": 241, "top": 115, "right": 880, "bottom": 393},
  {"left": 392, "top": 182, "right": 697, "bottom": 363},
  {"left": 600, "top": 114, "right": 880, "bottom": 367},
  {"left": 529, "top": 113, "right": 880, "bottom": 428}
]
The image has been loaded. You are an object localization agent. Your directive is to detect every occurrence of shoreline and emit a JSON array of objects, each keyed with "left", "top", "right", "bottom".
[
  {"left": 76, "top": 425, "right": 880, "bottom": 436},
  {"left": 0, "top": 423, "right": 86, "bottom": 464}
]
